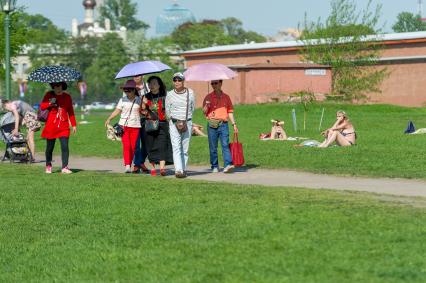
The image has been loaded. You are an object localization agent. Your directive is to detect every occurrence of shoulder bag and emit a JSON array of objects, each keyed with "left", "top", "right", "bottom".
[
  {"left": 175, "top": 89, "right": 189, "bottom": 134},
  {"left": 144, "top": 97, "right": 160, "bottom": 133},
  {"left": 37, "top": 92, "right": 55, "bottom": 122},
  {"left": 113, "top": 98, "right": 136, "bottom": 137}
]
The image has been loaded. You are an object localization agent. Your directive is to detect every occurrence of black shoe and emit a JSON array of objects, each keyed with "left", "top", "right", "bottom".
[{"left": 175, "top": 171, "right": 186, "bottom": 178}]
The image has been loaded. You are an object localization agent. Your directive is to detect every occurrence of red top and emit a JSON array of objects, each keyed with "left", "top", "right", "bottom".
[
  {"left": 203, "top": 91, "right": 234, "bottom": 121},
  {"left": 40, "top": 91, "right": 77, "bottom": 139},
  {"left": 145, "top": 92, "right": 166, "bottom": 121}
]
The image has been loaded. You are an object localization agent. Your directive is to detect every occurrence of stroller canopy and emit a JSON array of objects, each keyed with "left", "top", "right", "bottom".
[{"left": 0, "top": 112, "right": 16, "bottom": 142}]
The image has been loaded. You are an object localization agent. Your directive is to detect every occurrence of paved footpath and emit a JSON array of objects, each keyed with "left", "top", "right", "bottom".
[{"left": 40, "top": 155, "right": 426, "bottom": 198}]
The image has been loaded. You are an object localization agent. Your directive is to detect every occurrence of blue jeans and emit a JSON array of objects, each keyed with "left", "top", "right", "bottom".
[
  {"left": 207, "top": 122, "right": 233, "bottom": 169},
  {"left": 133, "top": 125, "right": 147, "bottom": 166}
]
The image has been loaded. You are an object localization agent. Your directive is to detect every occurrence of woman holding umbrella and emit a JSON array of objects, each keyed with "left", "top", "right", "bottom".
[
  {"left": 141, "top": 76, "right": 173, "bottom": 176},
  {"left": 40, "top": 82, "right": 77, "bottom": 174},
  {"left": 28, "top": 65, "right": 81, "bottom": 174}
]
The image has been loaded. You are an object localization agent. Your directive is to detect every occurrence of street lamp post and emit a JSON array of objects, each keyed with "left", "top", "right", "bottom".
[{"left": 0, "top": 0, "right": 17, "bottom": 100}]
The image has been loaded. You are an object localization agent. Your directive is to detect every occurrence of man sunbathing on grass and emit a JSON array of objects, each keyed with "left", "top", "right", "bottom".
[{"left": 319, "top": 110, "right": 356, "bottom": 148}]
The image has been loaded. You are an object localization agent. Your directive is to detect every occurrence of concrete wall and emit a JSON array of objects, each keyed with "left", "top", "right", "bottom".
[
  {"left": 186, "top": 68, "right": 332, "bottom": 107},
  {"left": 184, "top": 40, "right": 426, "bottom": 107},
  {"left": 368, "top": 62, "right": 426, "bottom": 106}
]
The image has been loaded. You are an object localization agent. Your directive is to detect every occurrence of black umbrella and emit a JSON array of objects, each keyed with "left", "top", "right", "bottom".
[{"left": 28, "top": 65, "right": 82, "bottom": 83}]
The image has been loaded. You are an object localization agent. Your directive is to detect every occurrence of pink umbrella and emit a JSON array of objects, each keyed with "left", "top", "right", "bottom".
[{"left": 184, "top": 63, "right": 238, "bottom": 81}]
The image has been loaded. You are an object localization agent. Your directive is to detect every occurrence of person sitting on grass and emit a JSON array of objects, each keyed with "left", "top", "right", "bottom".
[{"left": 319, "top": 110, "right": 356, "bottom": 148}]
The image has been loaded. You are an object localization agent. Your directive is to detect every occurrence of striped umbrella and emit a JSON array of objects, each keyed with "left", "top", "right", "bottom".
[{"left": 28, "top": 65, "right": 82, "bottom": 83}]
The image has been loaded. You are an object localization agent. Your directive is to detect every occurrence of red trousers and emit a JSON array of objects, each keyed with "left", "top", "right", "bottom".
[{"left": 121, "top": 126, "right": 140, "bottom": 166}]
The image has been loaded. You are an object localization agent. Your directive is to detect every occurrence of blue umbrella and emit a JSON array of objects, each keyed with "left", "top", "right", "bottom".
[
  {"left": 115, "top": 60, "right": 171, "bottom": 79},
  {"left": 28, "top": 65, "right": 82, "bottom": 83}
]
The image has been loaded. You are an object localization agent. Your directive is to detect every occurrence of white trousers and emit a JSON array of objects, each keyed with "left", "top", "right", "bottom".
[{"left": 169, "top": 120, "right": 192, "bottom": 173}]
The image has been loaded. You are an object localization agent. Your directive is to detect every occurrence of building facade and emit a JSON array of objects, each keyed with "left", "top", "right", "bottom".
[
  {"left": 183, "top": 31, "right": 426, "bottom": 107},
  {"left": 71, "top": 0, "right": 127, "bottom": 40}
]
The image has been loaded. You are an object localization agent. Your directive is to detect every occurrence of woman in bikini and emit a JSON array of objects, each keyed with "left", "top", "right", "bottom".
[{"left": 319, "top": 110, "right": 356, "bottom": 148}]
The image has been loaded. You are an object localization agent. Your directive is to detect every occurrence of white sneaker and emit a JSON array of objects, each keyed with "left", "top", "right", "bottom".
[
  {"left": 212, "top": 167, "right": 219, "bottom": 173},
  {"left": 61, "top": 167, "right": 73, "bottom": 174},
  {"left": 223, "top": 165, "right": 235, "bottom": 173},
  {"left": 124, "top": 165, "right": 131, "bottom": 173}
]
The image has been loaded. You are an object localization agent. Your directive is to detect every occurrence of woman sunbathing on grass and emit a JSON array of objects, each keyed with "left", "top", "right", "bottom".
[{"left": 319, "top": 110, "right": 356, "bottom": 148}]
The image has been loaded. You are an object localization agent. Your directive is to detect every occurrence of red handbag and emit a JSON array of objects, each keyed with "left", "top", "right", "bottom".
[{"left": 229, "top": 133, "right": 245, "bottom": 167}]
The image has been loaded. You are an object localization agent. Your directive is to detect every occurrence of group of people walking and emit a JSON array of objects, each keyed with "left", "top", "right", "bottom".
[
  {"left": 105, "top": 72, "right": 237, "bottom": 178},
  {"left": 0, "top": 71, "right": 239, "bottom": 177}
]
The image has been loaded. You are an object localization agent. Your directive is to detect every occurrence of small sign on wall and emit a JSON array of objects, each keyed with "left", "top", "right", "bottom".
[{"left": 305, "top": 69, "right": 327, "bottom": 76}]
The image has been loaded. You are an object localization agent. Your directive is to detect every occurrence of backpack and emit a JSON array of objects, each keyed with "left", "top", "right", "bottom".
[{"left": 404, "top": 120, "right": 416, "bottom": 134}]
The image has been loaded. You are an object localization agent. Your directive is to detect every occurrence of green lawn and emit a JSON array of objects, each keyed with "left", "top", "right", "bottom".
[
  {"left": 0, "top": 164, "right": 425, "bottom": 282},
  {"left": 4, "top": 103, "right": 426, "bottom": 179}
]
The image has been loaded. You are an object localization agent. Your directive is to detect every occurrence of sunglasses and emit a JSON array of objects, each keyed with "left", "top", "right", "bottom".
[
  {"left": 211, "top": 81, "right": 221, "bottom": 85},
  {"left": 123, "top": 88, "right": 134, "bottom": 93},
  {"left": 51, "top": 83, "right": 61, "bottom": 87},
  {"left": 173, "top": 78, "right": 183, "bottom": 82}
]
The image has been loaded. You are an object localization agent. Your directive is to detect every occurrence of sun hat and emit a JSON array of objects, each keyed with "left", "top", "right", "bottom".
[
  {"left": 173, "top": 72, "right": 185, "bottom": 80},
  {"left": 120, "top": 79, "right": 137, "bottom": 89}
]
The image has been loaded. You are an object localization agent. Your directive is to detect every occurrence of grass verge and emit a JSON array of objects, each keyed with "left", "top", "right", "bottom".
[{"left": 1, "top": 164, "right": 425, "bottom": 282}]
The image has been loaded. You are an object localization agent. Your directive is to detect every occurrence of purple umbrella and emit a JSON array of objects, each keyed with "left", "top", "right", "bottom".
[
  {"left": 115, "top": 60, "right": 171, "bottom": 79},
  {"left": 183, "top": 63, "right": 238, "bottom": 81}
]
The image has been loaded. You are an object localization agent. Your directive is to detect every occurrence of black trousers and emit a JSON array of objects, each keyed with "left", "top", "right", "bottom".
[{"left": 45, "top": 137, "right": 69, "bottom": 168}]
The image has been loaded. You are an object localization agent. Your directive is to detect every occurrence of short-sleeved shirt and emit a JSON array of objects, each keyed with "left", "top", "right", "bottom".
[
  {"left": 5, "top": 100, "right": 34, "bottom": 117},
  {"left": 117, "top": 96, "right": 141, "bottom": 128},
  {"left": 203, "top": 91, "right": 234, "bottom": 121}
]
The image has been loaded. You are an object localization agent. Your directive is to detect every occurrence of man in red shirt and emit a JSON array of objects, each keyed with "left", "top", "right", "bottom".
[{"left": 202, "top": 80, "right": 238, "bottom": 173}]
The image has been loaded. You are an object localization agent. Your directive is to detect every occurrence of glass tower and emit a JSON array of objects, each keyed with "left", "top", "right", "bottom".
[{"left": 156, "top": 2, "right": 196, "bottom": 36}]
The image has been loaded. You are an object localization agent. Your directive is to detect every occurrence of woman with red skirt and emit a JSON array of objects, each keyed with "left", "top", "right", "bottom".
[{"left": 40, "top": 82, "right": 77, "bottom": 174}]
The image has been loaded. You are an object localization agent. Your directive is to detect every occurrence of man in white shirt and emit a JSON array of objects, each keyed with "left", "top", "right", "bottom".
[{"left": 165, "top": 72, "right": 195, "bottom": 178}]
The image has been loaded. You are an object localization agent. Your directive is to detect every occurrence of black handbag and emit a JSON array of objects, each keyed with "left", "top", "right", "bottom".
[
  {"left": 113, "top": 123, "right": 124, "bottom": 137},
  {"left": 145, "top": 119, "right": 159, "bottom": 133}
]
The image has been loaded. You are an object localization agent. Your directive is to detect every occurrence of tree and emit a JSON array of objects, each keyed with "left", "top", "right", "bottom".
[
  {"left": 137, "top": 36, "right": 180, "bottom": 90},
  {"left": 171, "top": 20, "right": 231, "bottom": 51},
  {"left": 22, "top": 12, "right": 72, "bottom": 102},
  {"left": 21, "top": 13, "right": 68, "bottom": 44},
  {"left": 300, "top": 0, "right": 388, "bottom": 101},
  {"left": 392, "top": 12, "right": 426, "bottom": 33},
  {"left": 85, "top": 33, "right": 130, "bottom": 102},
  {"left": 67, "top": 36, "right": 100, "bottom": 77},
  {"left": 171, "top": 19, "right": 266, "bottom": 51},
  {"left": 221, "top": 17, "right": 243, "bottom": 37},
  {"left": 221, "top": 17, "right": 266, "bottom": 44},
  {"left": 98, "top": 0, "right": 149, "bottom": 31}
]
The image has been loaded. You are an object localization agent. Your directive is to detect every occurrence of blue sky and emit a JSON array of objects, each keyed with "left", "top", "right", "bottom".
[{"left": 18, "top": 0, "right": 420, "bottom": 37}]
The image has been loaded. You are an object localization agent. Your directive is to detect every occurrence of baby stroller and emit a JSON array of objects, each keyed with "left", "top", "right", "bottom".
[{"left": 0, "top": 112, "right": 32, "bottom": 163}]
